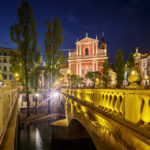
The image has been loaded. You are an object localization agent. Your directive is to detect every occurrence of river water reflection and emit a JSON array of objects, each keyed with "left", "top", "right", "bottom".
[{"left": 18, "top": 119, "right": 96, "bottom": 150}]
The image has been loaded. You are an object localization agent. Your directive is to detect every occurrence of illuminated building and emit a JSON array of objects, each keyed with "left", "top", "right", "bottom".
[
  {"left": 133, "top": 47, "right": 141, "bottom": 72},
  {"left": 133, "top": 47, "right": 150, "bottom": 87},
  {"left": 140, "top": 55, "right": 150, "bottom": 87},
  {"left": 60, "top": 66, "right": 68, "bottom": 87},
  {"left": 68, "top": 33, "right": 108, "bottom": 78},
  {"left": 108, "top": 69, "right": 117, "bottom": 88},
  {"left": 0, "top": 47, "right": 16, "bottom": 81}
]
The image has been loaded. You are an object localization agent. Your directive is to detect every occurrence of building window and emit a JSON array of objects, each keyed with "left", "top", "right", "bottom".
[
  {"left": 4, "top": 53, "right": 7, "bottom": 56},
  {"left": 73, "top": 69, "right": 75, "bottom": 74},
  {"left": 82, "top": 69, "right": 84, "bottom": 74},
  {"left": 4, "top": 59, "right": 7, "bottom": 63},
  {"left": 4, "top": 66, "right": 7, "bottom": 72},
  {"left": 0, "top": 59, "right": 1, "bottom": 63},
  {"left": 85, "top": 48, "right": 89, "bottom": 55},
  {"left": 3, "top": 75, "right": 7, "bottom": 80},
  {"left": 22, "top": 95, "right": 27, "bottom": 102},
  {"left": 9, "top": 75, "right": 12, "bottom": 80}
]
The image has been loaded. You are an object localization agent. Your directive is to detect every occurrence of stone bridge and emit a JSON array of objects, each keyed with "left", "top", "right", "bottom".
[
  {"left": 52, "top": 89, "right": 150, "bottom": 150},
  {"left": 0, "top": 89, "right": 19, "bottom": 150}
]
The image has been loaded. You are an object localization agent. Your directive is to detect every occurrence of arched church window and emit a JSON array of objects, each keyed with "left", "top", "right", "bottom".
[{"left": 85, "top": 48, "right": 89, "bottom": 55}]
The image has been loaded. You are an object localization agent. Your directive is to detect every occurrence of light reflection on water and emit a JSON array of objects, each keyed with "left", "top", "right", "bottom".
[
  {"left": 18, "top": 120, "right": 96, "bottom": 150},
  {"left": 35, "top": 128, "right": 44, "bottom": 150},
  {"left": 18, "top": 121, "right": 51, "bottom": 150}
]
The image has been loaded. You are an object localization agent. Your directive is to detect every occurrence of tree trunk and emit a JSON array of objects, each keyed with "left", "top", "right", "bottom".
[
  {"left": 48, "top": 99, "right": 50, "bottom": 114},
  {"left": 25, "top": 59, "right": 30, "bottom": 117},
  {"left": 26, "top": 91, "right": 30, "bottom": 117}
]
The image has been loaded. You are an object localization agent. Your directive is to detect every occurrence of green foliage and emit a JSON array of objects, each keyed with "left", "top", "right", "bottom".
[
  {"left": 127, "top": 53, "right": 135, "bottom": 77},
  {"left": 127, "top": 53, "right": 135, "bottom": 69},
  {"left": 0, "top": 69, "right": 3, "bottom": 81},
  {"left": 85, "top": 71, "right": 101, "bottom": 87},
  {"left": 4, "top": 80, "right": 12, "bottom": 85},
  {"left": 102, "top": 59, "right": 109, "bottom": 88},
  {"left": 0, "top": 69, "right": 3, "bottom": 75},
  {"left": 44, "top": 16, "right": 66, "bottom": 89},
  {"left": 10, "top": 0, "right": 38, "bottom": 116},
  {"left": 68, "top": 74, "right": 83, "bottom": 87},
  {"left": 114, "top": 49, "right": 125, "bottom": 88},
  {"left": 29, "top": 44, "right": 42, "bottom": 92}
]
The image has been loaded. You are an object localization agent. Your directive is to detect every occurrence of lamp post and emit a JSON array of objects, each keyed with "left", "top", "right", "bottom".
[{"left": 15, "top": 73, "right": 19, "bottom": 88}]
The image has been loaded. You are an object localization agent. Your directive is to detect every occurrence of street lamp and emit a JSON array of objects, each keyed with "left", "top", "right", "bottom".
[
  {"left": 15, "top": 73, "right": 18, "bottom": 77},
  {"left": 15, "top": 73, "right": 19, "bottom": 88},
  {"left": 15, "top": 73, "right": 19, "bottom": 80},
  {"left": 68, "top": 69, "right": 71, "bottom": 74},
  {"left": 131, "top": 70, "right": 135, "bottom": 75}
]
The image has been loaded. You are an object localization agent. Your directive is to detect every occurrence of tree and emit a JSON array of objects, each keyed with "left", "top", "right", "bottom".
[
  {"left": 127, "top": 53, "right": 135, "bottom": 69},
  {"left": 29, "top": 44, "right": 42, "bottom": 93},
  {"left": 127, "top": 53, "right": 135, "bottom": 77},
  {"left": 114, "top": 49, "right": 125, "bottom": 88},
  {"left": 10, "top": 0, "right": 38, "bottom": 116},
  {"left": 44, "top": 17, "right": 66, "bottom": 89},
  {"left": 102, "top": 59, "right": 109, "bottom": 88},
  {"left": 85, "top": 71, "right": 101, "bottom": 87},
  {"left": 68, "top": 75, "right": 83, "bottom": 87},
  {"left": 0, "top": 69, "right": 3, "bottom": 81},
  {"left": 29, "top": 44, "right": 42, "bottom": 114}
]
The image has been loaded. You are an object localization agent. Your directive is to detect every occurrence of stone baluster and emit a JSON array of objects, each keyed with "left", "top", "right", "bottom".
[{"left": 141, "top": 96, "right": 150, "bottom": 124}]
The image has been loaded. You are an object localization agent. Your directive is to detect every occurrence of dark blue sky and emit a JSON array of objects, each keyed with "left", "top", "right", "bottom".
[{"left": 0, "top": 0, "right": 150, "bottom": 63}]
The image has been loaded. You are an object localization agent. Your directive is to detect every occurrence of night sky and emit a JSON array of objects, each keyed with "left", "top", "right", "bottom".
[{"left": 0, "top": 0, "right": 150, "bottom": 64}]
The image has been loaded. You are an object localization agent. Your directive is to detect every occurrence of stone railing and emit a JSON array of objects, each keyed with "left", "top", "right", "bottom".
[
  {"left": 0, "top": 89, "right": 18, "bottom": 145},
  {"left": 64, "top": 89, "right": 150, "bottom": 125}
]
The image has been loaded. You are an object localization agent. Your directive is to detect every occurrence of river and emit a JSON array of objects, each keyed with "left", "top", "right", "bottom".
[{"left": 18, "top": 118, "right": 96, "bottom": 150}]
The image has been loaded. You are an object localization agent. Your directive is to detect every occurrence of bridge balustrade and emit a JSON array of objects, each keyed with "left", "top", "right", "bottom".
[
  {"left": 65, "top": 89, "right": 150, "bottom": 126},
  {"left": 0, "top": 89, "right": 18, "bottom": 145}
]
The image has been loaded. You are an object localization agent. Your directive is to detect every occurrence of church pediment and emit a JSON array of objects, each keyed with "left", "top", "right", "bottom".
[{"left": 80, "top": 37, "right": 96, "bottom": 42}]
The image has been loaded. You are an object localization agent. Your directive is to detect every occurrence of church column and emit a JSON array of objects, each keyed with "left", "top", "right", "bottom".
[
  {"left": 96, "top": 43, "right": 98, "bottom": 54},
  {"left": 96, "top": 61, "right": 98, "bottom": 71},
  {"left": 79, "top": 62, "right": 82, "bottom": 76},
  {"left": 93, "top": 43, "right": 94, "bottom": 54},
  {"left": 92, "top": 61, "right": 94, "bottom": 72},
  {"left": 76, "top": 62, "right": 78, "bottom": 75},
  {"left": 76, "top": 45, "right": 78, "bottom": 55},
  {"left": 80, "top": 45, "right": 81, "bottom": 55}
]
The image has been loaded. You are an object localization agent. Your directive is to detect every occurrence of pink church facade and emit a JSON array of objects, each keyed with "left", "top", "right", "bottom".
[{"left": 68, "top": 33, "right": 108, "bottom": 78}]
